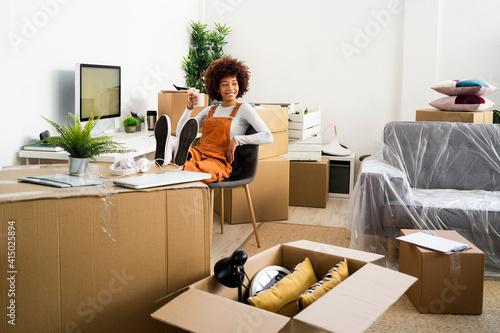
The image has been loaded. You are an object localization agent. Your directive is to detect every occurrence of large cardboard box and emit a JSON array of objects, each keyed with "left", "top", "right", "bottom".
[
  {"left": 0, "top": 164, "right": 210, "bottom": 333},
  {"left": 399, "top": 229, "right": 485, "bottom": 314},
  {"left": 416, "top": 109, "right": 493, "bottom": 123},
  {"left": 289, "top": 157, "right": 329, "bottom": 208},
  {"left": 152, "top": 240, "right": 417, "bottom": 333},
  {"left": 255, "top": 106, "right": 289, "bottom": 159},
  {"left": 158, "top": 90, "right": 208, "bottom": 134},
  {"left": 215, "top": 156, "right": 289, "bottom": 224}
]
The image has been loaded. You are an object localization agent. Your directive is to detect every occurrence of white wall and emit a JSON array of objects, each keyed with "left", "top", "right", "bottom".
[
  {"left": 1, "top": 0, "right": 199, "bottom": 167},
  {"left": 3, "top": 0, "right": 500, "bottom": 168},
  {"left": 204, "top": 0, "right": 500, "bottom": 166}
]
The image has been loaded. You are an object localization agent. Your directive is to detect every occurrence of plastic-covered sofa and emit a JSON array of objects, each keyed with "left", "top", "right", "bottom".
[{"left": 345, "top": 121, "right": 500, "bottom": 279}]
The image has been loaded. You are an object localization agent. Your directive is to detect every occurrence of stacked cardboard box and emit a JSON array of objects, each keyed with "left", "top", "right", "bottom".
[
  {"left": 158, "top": 90, "right": 208, "bottom": 134},
  {"left": 416, "top": 109, "right": 493, "bottom": 123},
  {"left": 254, "top": 106, "right": 289, "bottom": 159}
]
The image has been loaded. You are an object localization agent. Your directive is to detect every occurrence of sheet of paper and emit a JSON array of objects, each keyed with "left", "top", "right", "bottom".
[{"left": 396, "top": 232, "right": 468, "bottom": 253}]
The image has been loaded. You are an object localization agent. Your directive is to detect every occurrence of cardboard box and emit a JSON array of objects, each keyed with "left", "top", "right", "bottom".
[
  {"left": 158, "top": 90, "right": 208, "bottom": 134},
  {"left": 152, "top": 240, "right": 417, "bottom": 333},
  {"left": 289, "top": 157, "right": 329, "bottom": 208},
  {"left": 416, "top": 109, "right": 493, "bottom": 123},
  {"left": 254, "top": 106, "right": 289, "bottom": 133},
  {"left": 399, "top": 229, "right": 485, "bottom": 314},
  {"left": 0, "top": 164, "right": 210, "bottom": 333},
  {"left": 254, "top": 106, "right": 289, "bottom": 159},
  {"left": 214, "top": 156, "right": 289, "bottom": 224},
  {"left": 259, "top": 130, "right": 289, "bottom": 160}
]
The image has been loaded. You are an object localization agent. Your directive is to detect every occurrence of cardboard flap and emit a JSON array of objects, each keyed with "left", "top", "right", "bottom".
[
  {"left": 283, "top": 240, "right": 384, "bottom": 262},
  {"left": 294, "top": 263, "right": 417, "bottom": 333},
  {"left": 152, "top": 288, "right": 290, "bottom": 333}
]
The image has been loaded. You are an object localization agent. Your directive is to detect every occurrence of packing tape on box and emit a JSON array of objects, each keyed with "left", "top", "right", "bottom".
[{"left": 449, "top": 252, "right": 461, "bottom": 277}]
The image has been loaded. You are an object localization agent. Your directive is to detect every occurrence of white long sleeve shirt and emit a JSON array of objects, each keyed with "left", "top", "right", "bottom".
[{"left": 176, "top": 103, "right": 273, "bottom": 146}]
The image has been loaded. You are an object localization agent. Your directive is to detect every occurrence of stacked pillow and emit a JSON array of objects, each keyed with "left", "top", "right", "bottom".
[{"left": 429, "top": 79, "right": 496, "bottom": 111}]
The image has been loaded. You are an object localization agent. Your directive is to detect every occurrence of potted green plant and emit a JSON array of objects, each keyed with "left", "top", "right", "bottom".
[
  {"left": 139, "top": 114, "right": 146, "bottom": 131},
  {"left": 123, "top": 117, "right": 139, "bottom": 133},
  {"left": 493, "top": 109, "right": 500, "bottom": 124},
  {"left": 38, "top": 113, "right": 132, "bottom": 176},
  {"left": 181, "top": 21, "right": 231, "bottom": 93}
]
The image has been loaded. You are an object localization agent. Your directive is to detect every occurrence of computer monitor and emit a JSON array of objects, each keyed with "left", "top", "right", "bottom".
[{"left": 75, "top": 63, "right": 121, "bottom": 132}]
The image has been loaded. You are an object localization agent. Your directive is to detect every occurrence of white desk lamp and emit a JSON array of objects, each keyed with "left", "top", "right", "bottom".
[{"left": 322, "top": 124, "right": 351, "bottom": 156}]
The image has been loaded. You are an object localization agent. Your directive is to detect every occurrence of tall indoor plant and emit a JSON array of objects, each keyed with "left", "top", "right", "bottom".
[
  {"left": 182, "top": 21, "right": 231, "bottom": 93},
  {"left": 37, "top": 113, "right": 131, "bottom": 176}
]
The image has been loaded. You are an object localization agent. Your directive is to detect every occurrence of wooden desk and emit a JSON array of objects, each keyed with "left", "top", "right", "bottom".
[{"left": 0, "top": 164, "right": 210, "bottom": 332}]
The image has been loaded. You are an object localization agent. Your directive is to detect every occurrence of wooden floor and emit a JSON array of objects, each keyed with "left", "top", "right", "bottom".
[{"left": 210, "top": 196, "right": 350, "bottom": 269}]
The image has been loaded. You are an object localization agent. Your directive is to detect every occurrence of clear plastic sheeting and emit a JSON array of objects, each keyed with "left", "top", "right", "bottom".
[{"left": 345, "top": 121, "right": 500, "bottom": 279}]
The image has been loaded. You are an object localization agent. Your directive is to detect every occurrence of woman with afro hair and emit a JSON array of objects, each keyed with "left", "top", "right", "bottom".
[{"left": 173, "top": 56, "right": 273, "bottom": 183}]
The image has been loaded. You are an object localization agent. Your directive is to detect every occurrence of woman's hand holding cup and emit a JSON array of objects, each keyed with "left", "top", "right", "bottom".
[{"left": 187, "top": 92, "right": 199, "bottom": 110}]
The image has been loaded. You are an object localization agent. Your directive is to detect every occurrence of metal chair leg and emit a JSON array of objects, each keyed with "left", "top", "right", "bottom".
[{"left": 244, "top": 184, "right": 260, "bottom": 248}]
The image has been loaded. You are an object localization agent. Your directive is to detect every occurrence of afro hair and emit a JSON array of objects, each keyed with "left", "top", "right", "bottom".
[{"left": 204, "top": 56, "right": 251, "bottom": 101}]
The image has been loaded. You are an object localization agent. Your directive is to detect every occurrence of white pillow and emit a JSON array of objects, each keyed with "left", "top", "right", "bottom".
[
  {"left": 429, "top": 95, "right": 494, "bottom": 111},
  {"left": 431, "top": 79, "right": 497, "bottom": 97}
]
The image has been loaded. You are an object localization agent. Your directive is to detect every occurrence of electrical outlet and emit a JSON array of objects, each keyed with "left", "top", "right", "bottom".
[{"left": 114, "top": 118, "right": 120, "bottom": 128}]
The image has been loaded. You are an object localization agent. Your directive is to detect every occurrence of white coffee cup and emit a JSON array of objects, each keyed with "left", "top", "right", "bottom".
[{"left": 194, "top": 93, "right": 205, "bottom": 107}]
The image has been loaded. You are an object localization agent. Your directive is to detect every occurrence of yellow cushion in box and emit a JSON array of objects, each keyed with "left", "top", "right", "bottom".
[
  {"left": 248, "top": 257, "right": 317, "bottom": 317},
  {"left": 298, "top": 258, "right": 349, "bottom": 311}
]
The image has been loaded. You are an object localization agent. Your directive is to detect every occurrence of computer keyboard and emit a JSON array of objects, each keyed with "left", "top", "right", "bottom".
[{"left": 113, "top": 132, "right": 156, "bottom": 152}]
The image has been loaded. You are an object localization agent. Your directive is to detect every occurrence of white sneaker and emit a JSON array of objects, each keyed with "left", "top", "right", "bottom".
[{"left": 154, "top": 115, "right": 172, "bottom": 166}]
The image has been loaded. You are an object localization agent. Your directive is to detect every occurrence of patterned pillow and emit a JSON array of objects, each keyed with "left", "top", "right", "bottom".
[
  {"left": 431, "top": 79, "right": 497, "bottom": 97},
  {"left": 429, "top": 95, "right": 494, "bottom": 111},
  {"left": 247, "top": 257, "right": 317, "bottom": 317},
  {"left": 297, "top": 258, "right": 349, "bottom": 311}
]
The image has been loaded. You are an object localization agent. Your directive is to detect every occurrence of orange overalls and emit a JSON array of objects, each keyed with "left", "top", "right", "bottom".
[{"left": 184, "top": 103, "right": 241, "bottom": 183}]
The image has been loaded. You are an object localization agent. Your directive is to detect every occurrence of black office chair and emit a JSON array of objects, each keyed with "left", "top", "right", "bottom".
[{"left": 207, "top": 126, "right": 261, "bottom": 248}]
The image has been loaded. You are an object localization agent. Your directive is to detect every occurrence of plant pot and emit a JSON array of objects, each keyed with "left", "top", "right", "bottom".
[
  {"left": 124, "top": 126, "right": 136, "bottom": 133},
  {"left": 69, "top": 157, "right": 90, "bottom": 176}
]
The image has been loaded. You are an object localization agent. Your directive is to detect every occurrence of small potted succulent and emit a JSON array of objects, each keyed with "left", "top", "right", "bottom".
[
  {"left": 123, "top": 117, "right": 139, "bottom": 133},
  {"left": 139, "top": 114, "right": 146, "bottom": 131},
  {"left": 37, "top": 113, "right": 132, "bottom": 176}
]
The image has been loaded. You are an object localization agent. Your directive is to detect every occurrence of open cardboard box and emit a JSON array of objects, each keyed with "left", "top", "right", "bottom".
[{"left": 152, "top": 240, "right": 417, "bottom": 333}]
